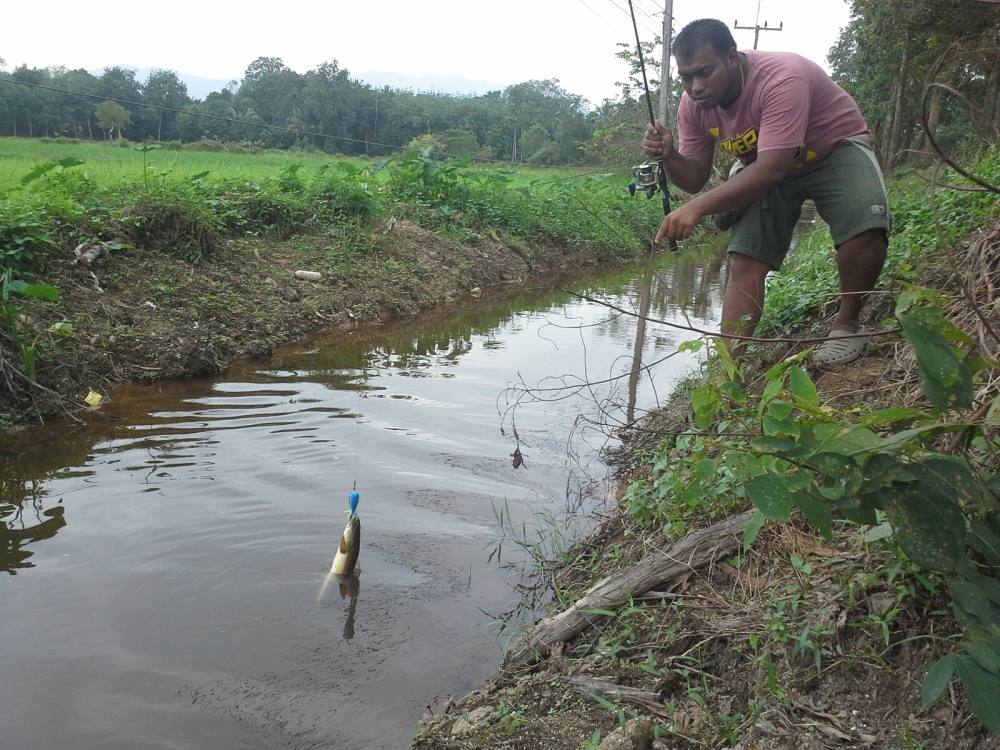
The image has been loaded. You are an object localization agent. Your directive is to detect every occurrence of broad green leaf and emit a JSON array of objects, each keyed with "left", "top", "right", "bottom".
[
  {"left": 761, "top": 376, "right": 784, "bottom": 406},
  {"left": 807, "top": 452, "right": 857, "bottom": 477},
  {"left": 915, "top": 457, "right": 991, "bottom": 510},
  {"left": 899, "top": 309, "right": 973, "bottom": 410},
  {"left": 47, "top": 321, "right": 74, "bottom": 337},
  {"left": 789, "top": 367, "right": 819, "bottom": 408},
  {"left": 20, "top": 163, "right": 55, "bottom": 184},
  {"left": 692, "top": 458, "right": 716, "bottom": 483},
  {"left": 863, "top": 521, "right": 894, "bottom": 542},
  {"left": 838, "top": 495, "right": 878, "bottom": 525},
  {"left": 963, "top": 641, "right": 1000, "bottom": 673},
  {"left": 920, "top": 654, "right": 957, "bottom": 708},
  {"left": 745, "top": 475, "right": 795, "bottom": 521},
  {"left": 762, "top": 415, "right": 800, "bottom": 439},
  {"left": 816, "top": 425, "right": 881, "bottom": 455},
  {"left": 767, "top": 400, "right": 794, "bottom": 421},
  {"left": 949, "top": 580, "right": 1000, "bottom": 631},
  {"left": 795, "top": 494, "right": 833, "bottom": 538},
  {"left": 969, "top": 522, "right": 1000, "bottom": 568},
  {"left": 10, "top": 282, "right": 59, "bottom": 301},
  {"left": 720, "top": 380, "right": 746, "bottom": 404},
  {"left": 859, "top": 407, "right": 925, "bottom": 427},
  {"left": 879, "top": 422, "right": 970, "bottom": 450},
  {"left": 955, "top": 656, "right": 1000, "bottom": 732},
  {"left": 817, "top": 483, "right": 845, "bottom": 501},
  {"left": 691, "top": 383, "right": 721, "bottom": 430},
  {"left": 752, "top": 436, "right": 797, "bottom": 454},
  {"left": 883, "top": 466, "right": 966, "bottom": 572},
  {"left": 743, "top": 509, "right": 766, "bottom": 548}
]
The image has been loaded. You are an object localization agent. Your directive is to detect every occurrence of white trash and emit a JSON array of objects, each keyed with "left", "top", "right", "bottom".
[{"left": 294, "top": 270, "right": 322, "bottom": 282}]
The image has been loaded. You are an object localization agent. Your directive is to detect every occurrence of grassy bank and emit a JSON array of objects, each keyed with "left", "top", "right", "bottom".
[
  {"left": 0, "top": 138, "right": 665, "bottom": 425},
  {"left": 414, "top": 146, "right": 1000, "bottom": 749}
]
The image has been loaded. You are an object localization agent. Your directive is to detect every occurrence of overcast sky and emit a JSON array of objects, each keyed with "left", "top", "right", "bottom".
[{"left": 3, "top": 0, "right": 852, "bottom": 104}]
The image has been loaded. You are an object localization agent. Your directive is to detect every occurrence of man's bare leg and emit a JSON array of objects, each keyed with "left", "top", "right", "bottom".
[
  {"left": 721, "top": 253, "right": 771, "bottom": 349},
  {"left": 832, "top": 228, "right": 887, "bottom": 332}
]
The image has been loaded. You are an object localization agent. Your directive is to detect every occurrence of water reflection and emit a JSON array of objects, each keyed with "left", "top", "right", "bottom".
[
  {"left": 318, "top": 571, "right": 361, "bottom": 641},
  {"left": 0, "top": 245, "right": 726, "bottom": 749},
  {"left": 1, "top": 496, "right": 66, "bottom": 573}
]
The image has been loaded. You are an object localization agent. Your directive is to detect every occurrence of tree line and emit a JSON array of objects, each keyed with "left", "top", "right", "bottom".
[
  {"left": 0, "top": 58, "right": 597, "bottom": 164},
  {"left": 828, "top": 0, "right": 1000, "bottom": 171},
  {"left": 2, "top": 4, "right": 997, "bottom": 172}
]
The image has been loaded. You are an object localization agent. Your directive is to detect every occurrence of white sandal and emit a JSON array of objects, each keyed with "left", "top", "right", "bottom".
[{"left": 812, "top": 326, "right": 870, "bottom": 366}]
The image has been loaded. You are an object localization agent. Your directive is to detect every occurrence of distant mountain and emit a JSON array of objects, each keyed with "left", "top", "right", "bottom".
[
  {"left": 90, "top": 67, "right": 237, "bottom": 101},
  {"left": 356, "top": 71, "right": 507, "bottom": 96},
  {"left": 92, "top": 66, "right": 506, "bottom": 101}
]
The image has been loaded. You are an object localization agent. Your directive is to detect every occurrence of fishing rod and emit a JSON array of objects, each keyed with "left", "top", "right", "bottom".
[{"left": 625, "top": 0, "right": 679, "bottom": 251}]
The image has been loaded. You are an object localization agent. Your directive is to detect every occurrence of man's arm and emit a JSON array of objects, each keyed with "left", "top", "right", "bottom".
[
  {"left": 688, "top": 147, "right": 796, "bottom": 215},
  {"left": 641, "top": 122, "right": 713, "bottom": 194},
  {"left": 654, "top": 147, "right": 797, "bottom": 243}
]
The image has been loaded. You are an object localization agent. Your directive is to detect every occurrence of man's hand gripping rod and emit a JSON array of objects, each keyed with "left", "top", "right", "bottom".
[{"left": 627, "top": 0, "right": 678, "bottom": 251}]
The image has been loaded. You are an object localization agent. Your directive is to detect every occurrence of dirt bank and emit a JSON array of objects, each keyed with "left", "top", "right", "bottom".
[
  {"left": 411, "top": 221, "right": 1000, "bottom": 750},
  {"left": 2, "top": 222, "right": 629, "bottom": 426}
]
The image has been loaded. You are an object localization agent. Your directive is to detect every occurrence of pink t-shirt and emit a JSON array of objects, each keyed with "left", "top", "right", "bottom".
[{"left": 677, "top": 50, "right": 869, "bottom": 172}]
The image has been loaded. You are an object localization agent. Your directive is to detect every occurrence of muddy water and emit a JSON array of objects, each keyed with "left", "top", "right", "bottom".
[{"left": 1, "top": 247, "right": 724, "bottom": 750}]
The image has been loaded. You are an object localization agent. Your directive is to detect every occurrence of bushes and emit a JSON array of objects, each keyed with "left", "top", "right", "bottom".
[{"left": 0, "top": 149, "right": 655, "bottom": 281}]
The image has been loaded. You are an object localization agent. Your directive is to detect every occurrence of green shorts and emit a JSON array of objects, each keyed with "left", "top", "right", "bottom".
[{"left": 728, "top": 137, "right": 891, "bottom": 269}]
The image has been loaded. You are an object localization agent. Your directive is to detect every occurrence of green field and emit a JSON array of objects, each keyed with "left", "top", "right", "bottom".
[{"left": 0, "top": 137, "right": 594, "bottom": 189}]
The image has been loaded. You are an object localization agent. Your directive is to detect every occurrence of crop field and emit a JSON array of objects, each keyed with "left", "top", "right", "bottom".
[{"left": 0, "top": 137, "right": 593, "bottom": 189}]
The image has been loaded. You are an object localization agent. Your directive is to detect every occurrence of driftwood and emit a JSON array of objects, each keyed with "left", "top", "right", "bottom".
[
  {"left": 503, "top": 510, "right": 754, "bottom": 668},
  {"left": 563, "top": 676, "right": 670, "bottom": 720},
  {"left": 563, "top": 675, "right": 660, "bottom": 704}
]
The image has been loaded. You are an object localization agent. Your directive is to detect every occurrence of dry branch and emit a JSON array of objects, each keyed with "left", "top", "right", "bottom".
[{"left": 503, "top": 510, "right": 754, "bottom": 668}]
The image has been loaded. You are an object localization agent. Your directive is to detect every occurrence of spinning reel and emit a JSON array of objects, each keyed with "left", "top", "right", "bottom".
[{"left": 628, "top": 160, "right": 663, "bottom": 198}]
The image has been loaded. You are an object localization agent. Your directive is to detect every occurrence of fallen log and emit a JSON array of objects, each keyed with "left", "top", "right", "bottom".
[
  {"left": 563, "top": 675, "right": 660, "bottom": 704},
  {"left": 503, "top": 510, "right": 755, "bottom": 668}
]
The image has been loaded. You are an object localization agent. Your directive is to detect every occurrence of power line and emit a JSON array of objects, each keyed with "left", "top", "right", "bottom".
[
  {"left": 575, "top": 0, "right": 610, "bottom": 22},
  {"left": 605, "top": 0, "right": 660, "bottom": 37}
]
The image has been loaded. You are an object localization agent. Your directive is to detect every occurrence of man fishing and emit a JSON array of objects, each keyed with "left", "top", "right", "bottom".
[{"left": 641, "top": 18, "right": 889, "bottom": 365}]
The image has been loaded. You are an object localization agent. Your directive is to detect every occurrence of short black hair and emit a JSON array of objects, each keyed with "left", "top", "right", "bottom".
[{"left": 673, "top": 19, "right": 737, "bottom": 60}]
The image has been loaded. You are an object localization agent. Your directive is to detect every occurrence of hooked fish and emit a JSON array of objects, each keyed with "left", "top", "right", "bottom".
[{"left": 331, "top": 514, "right": 361, "bottom": 576}]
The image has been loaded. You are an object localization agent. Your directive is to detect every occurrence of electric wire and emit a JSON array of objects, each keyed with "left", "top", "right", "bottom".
[{"left": 605, "top": 0, "right": 660, "bottom": 36}]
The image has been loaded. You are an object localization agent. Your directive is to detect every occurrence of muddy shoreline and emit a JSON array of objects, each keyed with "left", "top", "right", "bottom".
[{"left": 4, "top": 222, "right": 633, "bottom": 426}]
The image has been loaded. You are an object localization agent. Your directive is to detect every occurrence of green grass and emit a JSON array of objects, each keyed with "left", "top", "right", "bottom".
[
  {"left": 0, "top": 137, "right": 660, "bottom": 276},
  {"left": 0, "top": 137, "right": 604, "bottom": 190},
  {"left": 0, "top": 137, "right": 366, "bottom": 188}
]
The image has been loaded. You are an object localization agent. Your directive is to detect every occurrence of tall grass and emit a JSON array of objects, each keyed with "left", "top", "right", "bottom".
[{"left": 0, "top": 139, "right": 659, "bottom": 274}]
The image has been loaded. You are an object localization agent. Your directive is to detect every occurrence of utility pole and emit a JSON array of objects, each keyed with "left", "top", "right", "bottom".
[
  {"left": 734, "top": 1, "right": 783, "bottom": 49},
  {"left": 658, "top": 0, "right": 674, "bottom": 126}
]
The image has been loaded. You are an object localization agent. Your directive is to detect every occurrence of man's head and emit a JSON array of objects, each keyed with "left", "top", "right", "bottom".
[{"left": 673, "top": 19, "right": 743, "bottom": 110}]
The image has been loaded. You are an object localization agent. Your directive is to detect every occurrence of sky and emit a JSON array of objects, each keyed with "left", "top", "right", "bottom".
[{"left": 2, "top": 0, "right": 852, "bottom": 105}]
